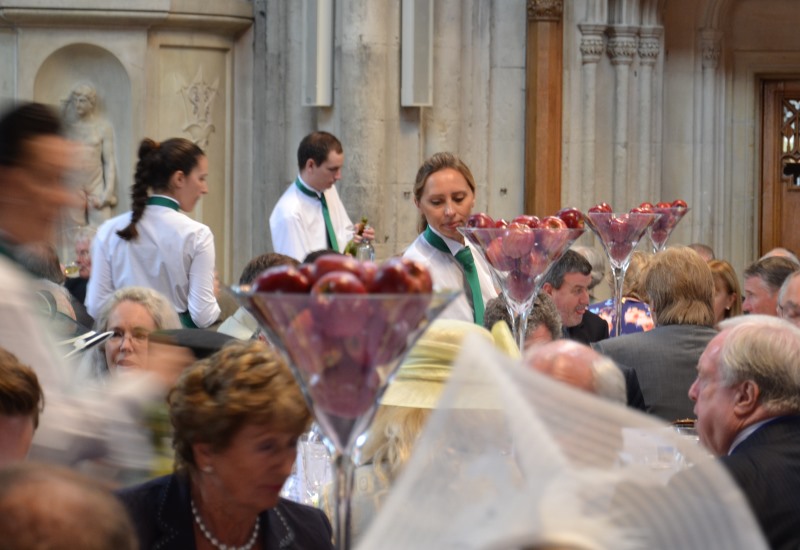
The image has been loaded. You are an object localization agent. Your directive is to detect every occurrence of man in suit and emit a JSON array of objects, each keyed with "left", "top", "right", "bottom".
[
  {"left": 688, "top": 315, "right": 800, "bottom": 550},
  {"left": 593, "top": 247, "right": 717, "bottom": 421},
  {"left": 541, "top": 250, "right": 609, "bottom": 345}
]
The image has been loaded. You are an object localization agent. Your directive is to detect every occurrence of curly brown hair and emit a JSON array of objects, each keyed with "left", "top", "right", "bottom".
[
  {"left": 169, "top": 340, "right": 311, "bottom": 471},
  {"left": 0, "top": 348, "right": 43, "bottom": 428}
]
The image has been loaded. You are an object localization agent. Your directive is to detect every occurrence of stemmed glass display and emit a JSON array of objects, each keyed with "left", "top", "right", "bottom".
[
  {"left": 585, "top": 211, "right": 661, "bottom": 338},
  {"left": 459, "top": 224, "right": 584, "bottom": 351},
  {"left": 231, "top": 286, "right": 458, "bottom": 549},
  {"left": 648, "top": 203, "right": 690, "bottom": 254}
]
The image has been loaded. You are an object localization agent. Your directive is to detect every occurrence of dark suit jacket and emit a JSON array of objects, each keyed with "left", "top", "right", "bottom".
[
  {"left": 592, "top": 324, "right": 717, "bottom": 421},
  {"left": 117, "top": 473, "right": 333, "bottom": 550},
  {"left": 565, "top": 310, "right": 609, "bottom": 345},
  {"left": 721, "top": 416, "right": 800, "bottom": 550}
]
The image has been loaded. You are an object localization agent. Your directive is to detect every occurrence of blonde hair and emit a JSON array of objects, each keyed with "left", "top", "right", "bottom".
[
  {"left": 644, "top": 247, "right": 714, "bottom": 327},
  {"left": 708, "top": 259, "right": 743, "bottom": 319},
  {"left": 359, "top": 406, "right": 432, "bottom": 484},
  {"left": 169, "top": 340, "right": 311, "bottom": 471}
]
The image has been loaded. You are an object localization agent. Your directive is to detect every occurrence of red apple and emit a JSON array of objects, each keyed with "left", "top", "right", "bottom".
[
  {"left": 506, "top": 270, "right": 537, "bottom": 302},
  {"left": 655, "top": 201, "right": 672, "bottom": 209},
  {"left": 313, "top": 254, "right": 362, "bottom": 280},
  {"left": 298, "top": 263, "right": 316, "bottom": 286},
  {"left": 502, "top": 224, "right": 536, "bottom": 259},
  {"left": 556, "top": 207, "right": 585, "bottom": 229},
  {"left": 540, "top": 216, "right": 567, "bottom": 230},
  {"left": 253, "top": 265, "right": 311, "bottom": 293},
  {"left": 518, "top": 250, "right": 549, "bottom": 277},
  {"left": 512, "top": 215, "right": 540, "bottom": 229},
  {"left": 312, "top": 271, "right": 367, "bottom": 295},
  {"left": 467, "top": 212, "right": 495, "bottom": 228},
  {"left": 494, "top": 218, "right": 509, "bottom": 229},
  {"left": 368, "top": 257, "right": 432, "bottom": 294},
  {"left": 311, "top": 272, "right": 370, "bottom": 337},
  {"left": 588, "top": 202, "right": 613, "bottom": 213},
  {"left": 486, "top": 238, "right": 517, "bottom": 271},
  {"left": 671, "top": 199, "right": 688, "bottom": 210},
  {"left": 310, "top": 356, "right": 379, "bottom": 419},
  {"left": 359, "top": 260, "right": 378, "bottom": 288}
]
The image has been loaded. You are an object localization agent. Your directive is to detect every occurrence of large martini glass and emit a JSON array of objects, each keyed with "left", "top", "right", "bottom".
[
  {"left": 648, "top": 206, "right": 690, "bottom": 253},
  {"left": 585, "top": 212, "right": 661, "bottom": 338},
  {"left": 459, "top": 226, "right": 584, "bottom": 351},
  {"left": 230, "top": 288, "right": 458, "bottom": 549}
]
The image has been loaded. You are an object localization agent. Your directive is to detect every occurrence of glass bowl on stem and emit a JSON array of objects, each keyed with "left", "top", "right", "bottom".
[
  {"left": 458, "top": 225, "right": 584, "bottom": 352},
  {"left": 584, "top": 212, "right": 661, "bottom": 338},
  {"left": 230, "top": 287, "right": 458, "bottom": 550},
  {"left": 648, "top": 206, "right": 690, "bottom": 253}
]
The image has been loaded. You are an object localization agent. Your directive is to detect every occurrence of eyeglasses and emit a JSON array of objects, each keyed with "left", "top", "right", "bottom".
[
  {"left": 778, "top": 302, "right": 800, "bottom": 321},
  {"left": 107, "top": 328, "right": 150, "bottom": 345}
]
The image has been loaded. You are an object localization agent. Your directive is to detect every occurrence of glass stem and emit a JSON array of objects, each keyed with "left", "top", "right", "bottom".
[
  {"left": 612, "top": 265, "right": 626, "bottom": 338},
  {"left": 332, "top": 452, "right": 356, "bottom": 549}
]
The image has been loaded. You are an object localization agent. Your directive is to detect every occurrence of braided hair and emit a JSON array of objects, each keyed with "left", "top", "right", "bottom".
[{"left": 116, "top": 137, "right": 204, "bottom": 241}]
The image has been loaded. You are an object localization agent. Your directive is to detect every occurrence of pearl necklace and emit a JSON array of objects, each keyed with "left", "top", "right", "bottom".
[{"left": 191, "top": 499, "right": 260, "bottom": 550}]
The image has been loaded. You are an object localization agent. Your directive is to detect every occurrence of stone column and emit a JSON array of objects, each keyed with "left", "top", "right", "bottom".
[
  {"left": 698, "top": 29, "right": 721, "bottom": 246},
  {"left": 578, "top": 23, "right": 606, "bottom": 208},
  {"left": 637, "top": 26, "right": 662, "bottom": 203},
  {"left": 525, "top": 0, "right": 563, "bottom": 216},
  {"left": 607, "top": 26, "right": 637, "bottom": 209}
]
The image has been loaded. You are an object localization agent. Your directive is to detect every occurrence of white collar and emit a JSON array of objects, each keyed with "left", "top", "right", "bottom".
[
  {"left": 428, "top": 226, "right": 467, "bottom": 255},
  {"left": 296, "top": 175, "right": 322, "bottom": 198},
  {"left": 727, "top": 418, "right": 774, "bottom": 455}
]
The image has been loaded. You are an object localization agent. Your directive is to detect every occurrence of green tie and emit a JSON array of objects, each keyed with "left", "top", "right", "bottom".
[
  {"left": 423, "top": 227, "right": 484, "bottom": 325},
  {"left": 294, "top": 178, "right": 338, "bottom": 250}
]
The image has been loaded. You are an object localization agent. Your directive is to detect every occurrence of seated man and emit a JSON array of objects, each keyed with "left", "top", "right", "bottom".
[
  {"left": 689, "top": 315, "right": 800, "bottom": 550},
  {"left": 541, "top": 250, "right": 609, "bottom": 345},
  {"left": 742, "top": 256, "right": 798, "bottom": 315},
  {"left": 594, "top": 247, "right": 717, "bottom": 421},
  {"left": 778, "top": 271, "right": 800, "bottom": 327},
  {"left": 483, "top": 292, "right": 562, "bottom": 348},
  {"left": 0, "top": 347, "right": 43, "bottom": 465}
]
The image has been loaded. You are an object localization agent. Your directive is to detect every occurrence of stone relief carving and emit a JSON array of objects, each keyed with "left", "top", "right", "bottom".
[
  {"left": 607, "top": 32, "right": 638, "bottom": 66},
  {"left": 62, "top": 83, "right": 118, "bottom": 227},
  {"left": 176, "top": 67, "right": 219, "bottom": 149},
  {"left": 527, "top": 0, "right": 563, "bottom": 22}
]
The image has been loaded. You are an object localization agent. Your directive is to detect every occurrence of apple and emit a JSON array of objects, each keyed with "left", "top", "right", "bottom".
[
  {"left": 609, "top": 242, "right": 634, "bottom": 264},
  {"left": 359, "top": 260, "right": 378, "bottom": 288},
  {"left": 313, "top": 254, "right": 363, "bottom": 281},
  {"left": 486, "top": 237, "right": 517, "bottom": 271},
  {"left": 369, "top": 257, "right": 432, "bottom": 294},
  {"left": 608, "top": 215, "right": 631, "bottom": 243},
  {"left": 588, "top": 202, "right": 613, "bottom": 214},
  {"left": 655, "top": 201, "right": 672, "bottom": 209},
  {"left": 502, "top": 224, "right": 536, "bottom": 259},
  {"left": 671, "top": 199, "right": 688, "bottom": 210},
  {"left": 311, "top": 272, "right": 370, "bottom": 337},
  {"left": 631, "top": 202, "right": 654, "bottom": 214},
  {"left": 512, "top": 215, "right": 540, "bottom": 229},
  {"left": 311, "top": 357, "right": 379, "bottom": 419},
  {"left": 556, "top": 207, "right": 585, "bottom": 229},
  {"left": 506, "top": 270, "right": 537, "bottom": 302},
  {"left": 298, "top": 263, "right": 316, "bottom": 286},
  {"left": 283, "top": 308, "right": 325, "bottom": 375},
  {"left": 494, "top": 218, "right": 509, "bottom": 229},
  {"left": 518, "top": 250, "right": 548, "bottom": 277},
  {"left": 253, "top": 265, "right": 311, "bottom": 293},
  {"left": 467, "top": 212, "right": 495, "bottom": 228},
  {"left": 540, "top": 216, "right": 567, "bottom": 230}
]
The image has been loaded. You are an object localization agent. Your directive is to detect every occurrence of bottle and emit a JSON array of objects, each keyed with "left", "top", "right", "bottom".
[
  {"left": 343, "top": 216, "right": 369, "bottom": 257},
  {"left": 355, "top": 235, "right": 375, "bottom": 261}
]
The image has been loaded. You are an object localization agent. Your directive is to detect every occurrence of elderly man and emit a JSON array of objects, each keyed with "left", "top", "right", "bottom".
[
  {"left": 688, "top": 315, "right": 800, "bottom": 550},
  {"left": 541, "top": 250, "right": 609, "bottom": 345},
  {"left": 593, "top": 247, "right": 717, "bottom": 421},
  {"left": 742, "top": 256, "right": 797, "bottom": 315},
  {"left": 777, "top": 270, "right": 800, "bottom": 327}
]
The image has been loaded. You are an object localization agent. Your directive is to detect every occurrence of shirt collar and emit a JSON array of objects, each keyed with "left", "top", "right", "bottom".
[
  {"left": 427, "top": 225, "right": 466, "bottom": 255},
  {"left": 728, "top": 418, "right": 774, "bottom": 455},
  {"left": 295, "top": 175, "right": 322, "bottom": 199}
]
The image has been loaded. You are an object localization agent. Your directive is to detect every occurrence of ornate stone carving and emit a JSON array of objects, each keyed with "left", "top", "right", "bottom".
[
  {"left": 638, "top": 37, "right": 661, "bottom": 65},
  {"left": 607, "top": 33, "right": 637, "bottom": 66},
  {"left": 702, "top": 41, "right": 721, "bottom": 69},
  {"left": 176, "top": 66, "right": 220, "bottom": 149},
  {"left": 579, "top": 24, "right": 606, "bottom": 64},
  {"left": 527, "top": 0, "right": 563, "bottom": 21}
]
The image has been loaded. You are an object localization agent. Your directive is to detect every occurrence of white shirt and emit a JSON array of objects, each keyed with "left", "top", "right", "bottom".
[
  {"left": 269, "top": 176, "right": 354, "bottom": 261},
  {"left": 86, "top": 196, "right": 220, "bottom": 328},
  {"left": 403, "top": 229, "right": 498, "bottom": 323},
  {"left": 728, "top": 418, "right": 774, "bottom": 455},
  {"left": 216, "top": 307, "right": 259, "bottom": 340}
]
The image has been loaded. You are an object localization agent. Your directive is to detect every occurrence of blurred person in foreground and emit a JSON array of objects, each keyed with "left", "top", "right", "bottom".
[
  {"left": 742, "top": 256, "right": 798, "bottom": 316},
  {"left": 118, "top": 339, "right": 333, "bottom": 549},
  {"left": 0, "top": 347, "right": 44, "bottom": 466},
  {"left": 689, "top": 315, "right": 800, "bottom": 550},
  {"left": 0, "top": 102, "right": 192, "bottom": 472},
  {"left": 708, "top": 259, "right": 743, "bottom": 325},
  {"left": 594, "top": 246, "right": 717, "bottom": 422},
  {"left": 483, "top": 292, "right": 562, "bottom": 349},
  {"left": 0, "top": 462, "right": 137, "bottom": 550},
  {"left": 217, "top": 252, "right": 298, "bottom": 340},
  {"left": 778, "top": 271, "right": 800, "bottom": 328},
  {"left": 589, "top": 251, "right": 653, "bottom": 337}
]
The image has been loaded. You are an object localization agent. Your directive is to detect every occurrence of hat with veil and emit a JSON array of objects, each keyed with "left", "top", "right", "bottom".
[{"left": 357, "top": 337, "right": 767, "bottom": 550}]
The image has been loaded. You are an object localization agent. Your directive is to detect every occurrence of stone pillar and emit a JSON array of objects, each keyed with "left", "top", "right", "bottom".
[
  {"left": 697, "top": 30, "right": 721, "bottom": 247},
  {"left": 607, "top": 26, "right": 637, "bottom": 209},
  {"left": 525, "top": 0, "right": 563, "bottom": 216},
  {"left": 637, "top": 26, "right": 662, "bottom": 203},
  {"left": 578, "top": 22, "right": 606, "bottom": 208}
]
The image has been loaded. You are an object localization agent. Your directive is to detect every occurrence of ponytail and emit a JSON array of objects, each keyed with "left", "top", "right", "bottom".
[{"left": 117, "top": 139, "right": 160, "bottom": 241}]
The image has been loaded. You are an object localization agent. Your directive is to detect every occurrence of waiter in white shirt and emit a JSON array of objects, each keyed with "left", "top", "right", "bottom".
[{"left": 269, "top": 131, "right": 373, "bottom": 262}]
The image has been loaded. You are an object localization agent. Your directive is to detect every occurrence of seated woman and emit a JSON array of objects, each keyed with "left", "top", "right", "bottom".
[
  {"left": 588, "top": 251, "right": 653, "bottom": 337},
  {"left": 403, "top": 152, "right": 497, "bottom": 324},
  {"left": 118, "top": 339, "right": 333, "bottom": 549},
  {"left": 708, "top": 259, "right": 742, "bottom": 325}
]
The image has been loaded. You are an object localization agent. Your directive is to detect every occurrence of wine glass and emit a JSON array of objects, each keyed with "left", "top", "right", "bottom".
[
  {"left": 458, "top": 226, "right": 584, "bottom": 351},
  {"left": 648, "top": 206, "right": 690, "bottom": 253},
  {"left": 584, "top": 212, "right": 661, "bottom": 338},
  {"left": 230, "top": 288, "right": 458, "bottom": 549}
]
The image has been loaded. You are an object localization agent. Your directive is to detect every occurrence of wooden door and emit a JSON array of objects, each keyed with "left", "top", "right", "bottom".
[{"left": 761, "top": 80, "right": 800, "bottom": 257}]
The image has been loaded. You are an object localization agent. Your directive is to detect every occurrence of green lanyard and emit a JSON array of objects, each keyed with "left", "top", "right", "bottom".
[
  {"left": 423, "top": 227, "right": 484, "bottom": 325},
  {"left": 147, "top": 196, "right": 180, "bottom": 211},
  {"left": 294, "top": 178, "right": 338, "bottom": 251}
]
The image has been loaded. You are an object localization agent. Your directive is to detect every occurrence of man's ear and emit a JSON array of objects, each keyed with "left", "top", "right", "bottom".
[
  {"left": 304, "top": 158, "right": 317, "bottom": 172},
  {"left": 733, "top": 380, "right": 760, "bottom": 417},
  {"left": 541, "top": 282, "right": 554, "bottom": 296}
]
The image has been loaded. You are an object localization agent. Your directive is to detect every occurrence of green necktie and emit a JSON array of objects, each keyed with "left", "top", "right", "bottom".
[
  {"left": 423, "top": 227, "right": 484, "bottom": 325},
  {"left": 295, "top": 178, "right": 338, "bottom": 250}
]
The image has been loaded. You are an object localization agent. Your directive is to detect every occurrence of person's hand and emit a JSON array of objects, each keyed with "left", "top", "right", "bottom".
[{"left": 353, "top": 223, "right": 376, "bottom": 244}]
